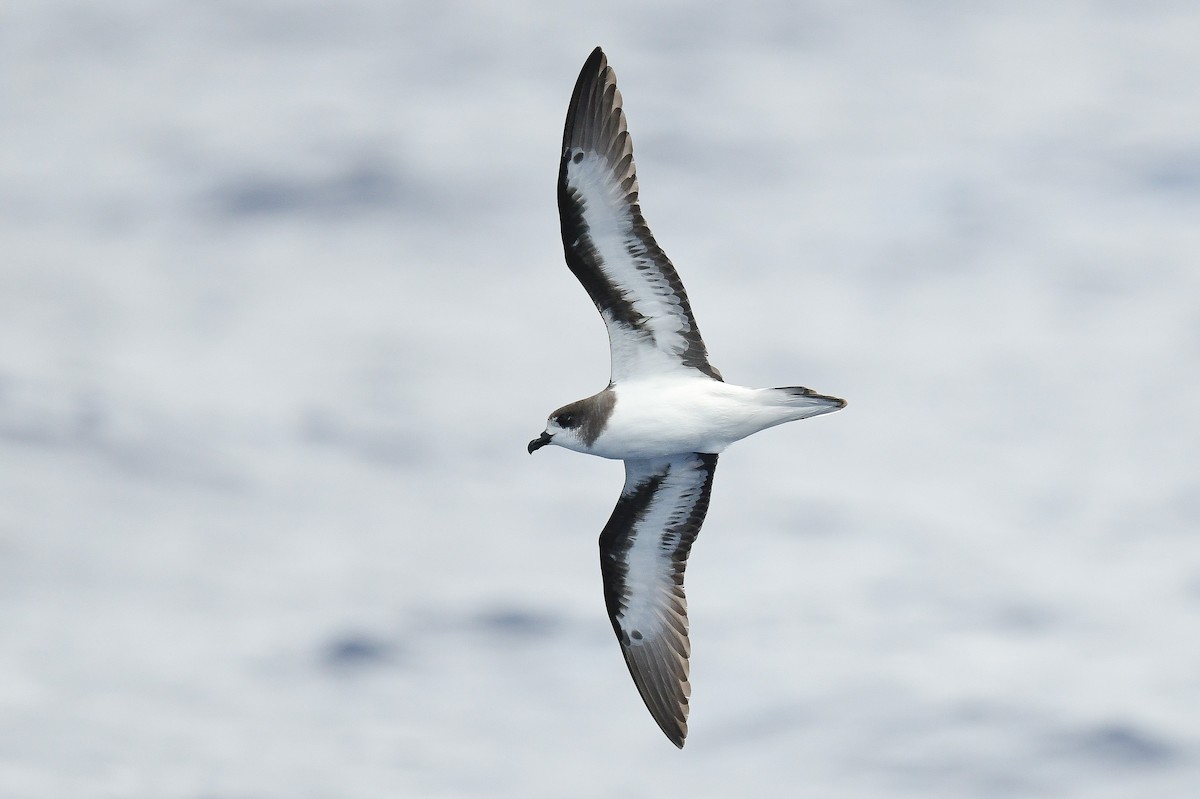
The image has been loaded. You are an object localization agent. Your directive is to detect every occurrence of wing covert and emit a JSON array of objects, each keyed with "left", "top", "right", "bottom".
[
  {"left": 598, "top": 452, "right": 718, "bottom": 747},
  {"left": 558, "top": 47, "right": 722, "bottom": 383}
]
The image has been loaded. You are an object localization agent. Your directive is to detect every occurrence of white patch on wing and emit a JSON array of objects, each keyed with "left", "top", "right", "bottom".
[
  {"left": 615, "top": 476, "right": 684, "bottom": 637},
  {"left": 611, "top": 455, "right": 710, "bottom": 647},
  {"left": 600, "top": 452, "right": 715, "bottom": 747},
  {"left": 565, "top": 152, "right": 698, "bottom": 380}
]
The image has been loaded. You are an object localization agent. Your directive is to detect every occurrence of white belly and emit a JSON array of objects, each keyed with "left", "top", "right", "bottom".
[{"left": 586, "top": 378, "right": 791, "bottom": 460}]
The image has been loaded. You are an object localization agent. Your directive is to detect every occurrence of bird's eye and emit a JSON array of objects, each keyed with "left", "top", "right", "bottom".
[{"left": 557, "top": 413, "right": 575, "bottom": 428}]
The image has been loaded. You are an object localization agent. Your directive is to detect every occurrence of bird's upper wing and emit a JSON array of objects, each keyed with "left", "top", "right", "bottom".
[
  {"left": 598, "top": 452, "right": 718, "bottom": 748},
  {"left": 558, "top": 47, "right": 722, "bottom": 384}
]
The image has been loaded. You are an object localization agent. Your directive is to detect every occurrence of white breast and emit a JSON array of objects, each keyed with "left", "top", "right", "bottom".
[{"left": 589, "top": 379, "right": 783, "bottom": 460}]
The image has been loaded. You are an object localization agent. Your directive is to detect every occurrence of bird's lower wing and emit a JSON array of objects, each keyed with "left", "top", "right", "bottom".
[{"left": 598, "top": 452, "right": 718, "bottom": 747}]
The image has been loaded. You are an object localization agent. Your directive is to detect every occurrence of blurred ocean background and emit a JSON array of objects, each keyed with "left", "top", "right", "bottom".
[{"left": 2, "top": 1, "right": 1199, "bottom": 796}]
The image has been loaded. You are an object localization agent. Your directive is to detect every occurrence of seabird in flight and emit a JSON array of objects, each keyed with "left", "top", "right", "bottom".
[{"left": 528, "top": 47, "right": 845, "bottom": 748}]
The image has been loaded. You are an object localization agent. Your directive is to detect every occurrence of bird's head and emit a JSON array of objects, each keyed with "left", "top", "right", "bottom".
[{"left": 528, "top": 406, "right": 584, "bottom": 454}]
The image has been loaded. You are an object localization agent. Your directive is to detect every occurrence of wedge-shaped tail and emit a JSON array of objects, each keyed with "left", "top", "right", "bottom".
[{"left": 758, "top": 386, "right": 847, "bottom": 421}]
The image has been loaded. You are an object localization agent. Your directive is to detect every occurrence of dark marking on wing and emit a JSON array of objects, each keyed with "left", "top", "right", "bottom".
[
  {"left": 597, "top": 452, "right": 719, "bottom": 747},
  {"left": 557, "top": 47, "right": 723, "bottom": 382}
]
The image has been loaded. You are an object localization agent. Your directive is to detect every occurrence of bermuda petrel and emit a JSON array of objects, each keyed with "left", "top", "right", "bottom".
[{"left": 529, "top": 47, "right": 845, "bottom": 748}]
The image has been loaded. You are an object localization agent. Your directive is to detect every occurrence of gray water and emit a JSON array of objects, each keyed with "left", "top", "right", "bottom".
[{"left": 3, "top": 2, "right": 1199, "bottom": 796}]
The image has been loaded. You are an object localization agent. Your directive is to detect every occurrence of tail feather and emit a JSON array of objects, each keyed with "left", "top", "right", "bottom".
[{"left": 760, "top": 386, "right": 846, "bottom": 420}]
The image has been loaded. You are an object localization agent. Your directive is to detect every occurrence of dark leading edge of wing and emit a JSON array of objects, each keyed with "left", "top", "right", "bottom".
[
  {"left": 598, "top": 453, "right": 718, "bottom": 747},
  {"left": 557, "top": 47, "right": 722, "bottom": 382}
]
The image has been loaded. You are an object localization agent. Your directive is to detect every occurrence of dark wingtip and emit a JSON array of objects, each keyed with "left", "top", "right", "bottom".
[
  {"left": 655, "top": 714, "right": 687, "bottom": 749},
  {"left": 586, "top": 45, "right": 605, "bottom": 64},
  {"left": 563, "top": 47, "right": 611, "bottom": 151},
  {"left": 575, "top": 47, "right": 607, "bottom": 96}
]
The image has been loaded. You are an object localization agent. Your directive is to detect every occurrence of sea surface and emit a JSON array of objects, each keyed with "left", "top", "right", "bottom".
[{"left": 2, "top": 2, "right": 1199, "bottom": 796}]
